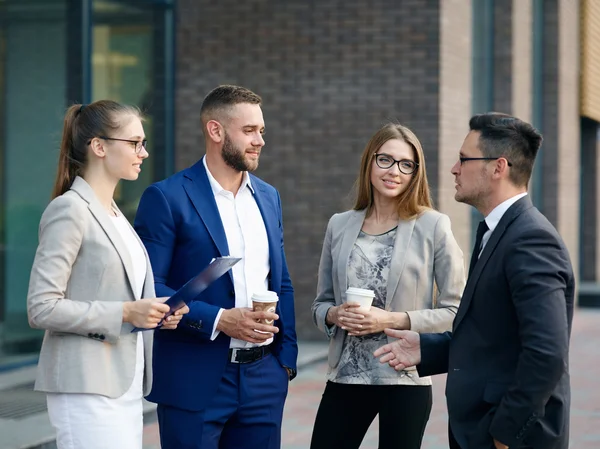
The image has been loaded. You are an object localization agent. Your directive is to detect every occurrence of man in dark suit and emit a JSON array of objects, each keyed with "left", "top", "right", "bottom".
[
  {"left": 374, "top": 113, "right": 574, "bottom": 449},
  {"left": 134, "top": 85, "right": 298, "bottom": 449}
]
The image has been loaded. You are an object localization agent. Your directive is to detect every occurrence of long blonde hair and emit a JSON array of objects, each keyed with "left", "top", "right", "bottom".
[{"left": 353, "top": 123, "right": 433, "bottom": 219}]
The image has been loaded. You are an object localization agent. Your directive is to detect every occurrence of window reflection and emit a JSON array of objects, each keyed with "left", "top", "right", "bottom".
[{"left": 92, "top": 1, "right": 154, "bottom": 221}]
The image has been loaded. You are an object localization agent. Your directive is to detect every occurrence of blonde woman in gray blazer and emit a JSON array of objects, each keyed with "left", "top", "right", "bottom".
[
  {"left": 27, "top": 100, "right": 188, "bottom": 449},
  {"left": 310, "top": 123, "right": 466, "bottom": 449}
]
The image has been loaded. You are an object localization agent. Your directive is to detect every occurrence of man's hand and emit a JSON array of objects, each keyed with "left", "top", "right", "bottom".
[
  {"left": 217, "top": 307, "right": 279, "bottom": 343},
  {"left": 494, "top": 439, "right": 509, "bottom": 449},
  {"left": 373, "top": 328, "right": 421, "bottom": 371}
]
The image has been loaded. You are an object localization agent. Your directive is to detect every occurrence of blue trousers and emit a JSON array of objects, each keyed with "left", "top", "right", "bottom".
[{"left": 157, "top": 353, "right": 289, "bottom": 449}]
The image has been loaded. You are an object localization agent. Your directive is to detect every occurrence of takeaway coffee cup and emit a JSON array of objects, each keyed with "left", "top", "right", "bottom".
[
  {"left": 251, "top": 291, "right": 279, "bottom": 325},
  {"left": 345, "top": 287, "right": 375, "bottom": 312}
]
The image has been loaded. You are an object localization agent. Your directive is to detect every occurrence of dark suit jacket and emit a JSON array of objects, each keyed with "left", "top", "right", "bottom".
[
  {"left": 418, "top": 196, "right": 574, "bottom": 449},
  {"left": 133, "top": 159, "right": 298, "bottom": 412}
]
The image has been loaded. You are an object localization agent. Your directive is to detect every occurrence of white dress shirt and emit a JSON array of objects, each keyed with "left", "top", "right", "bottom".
[
  {"left": 480, "top": 192, "right": 528, "bottom": 255},
  {"left": 203, "top": 157, "right": 271, "bottom": 348}
]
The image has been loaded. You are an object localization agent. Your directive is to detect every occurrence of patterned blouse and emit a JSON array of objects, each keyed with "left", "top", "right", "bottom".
[{"left": 327, "top": 227, "right": 422, "bottom": 385}]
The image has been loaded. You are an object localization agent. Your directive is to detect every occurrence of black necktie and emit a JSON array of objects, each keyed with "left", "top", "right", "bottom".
[{"left": 468, "top": 220, "right": 489, "bottom": 276}]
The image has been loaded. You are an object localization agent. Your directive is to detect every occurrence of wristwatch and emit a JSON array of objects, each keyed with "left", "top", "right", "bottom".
[{"left": 284, "top": 366, "right": 297, "bottom": 380}]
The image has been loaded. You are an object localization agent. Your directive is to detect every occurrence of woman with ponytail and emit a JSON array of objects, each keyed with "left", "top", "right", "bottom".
[{"left": 27, "top": 100, "right": 188, "bottom": 449}]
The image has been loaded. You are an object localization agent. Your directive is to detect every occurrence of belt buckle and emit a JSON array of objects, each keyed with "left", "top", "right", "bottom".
[{"left": 230, "top": 348, "right": 241, "bottom": 363}]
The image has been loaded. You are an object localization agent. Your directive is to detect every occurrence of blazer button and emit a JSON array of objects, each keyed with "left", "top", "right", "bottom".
[
  {"left": 94, "top": 333, "right": 100, "bottom": 339},
  {"left": 88, "top": 333, "right": 93, "bottom": 337},
  {"left": 99, "top": 335, "right": 105, "bottom": 340}
]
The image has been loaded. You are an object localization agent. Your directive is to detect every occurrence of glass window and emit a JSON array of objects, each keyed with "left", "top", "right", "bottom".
[
  {"left": 0, "top": 0, "right": 174, "bottom": 367},
  {"left": 92, "top": 0, "right": 174, "bottom": 221},
  {"left": 0, "top": 0, "right": 68, "bottom": 364}
]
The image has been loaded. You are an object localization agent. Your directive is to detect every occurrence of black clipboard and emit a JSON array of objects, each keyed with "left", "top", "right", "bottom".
[{"left": 132, "top": 256, "right": 241, "bottom": 332}]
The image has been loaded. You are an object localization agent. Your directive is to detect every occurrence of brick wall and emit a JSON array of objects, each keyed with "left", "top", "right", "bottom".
[
  {"left": 556, "top": 0, "right": 580, "bottom": 280},
  {"left": 175, "top": 0, "right": 444, "bottom": 339},
  {"left": 174, "top": 0, "right": 584, "bottom": 337},
  {"left": 438, "top": 0, "right": 471, "bottom": 253},
  {"left": 512, "top": 0, "right": 533, "bottom": 123}
]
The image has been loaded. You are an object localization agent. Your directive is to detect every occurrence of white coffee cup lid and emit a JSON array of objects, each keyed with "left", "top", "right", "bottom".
[
  {"left": 251, "top": 291, "right": 279, "bottom": 302},
  {"left": 346, "top": 287, "right": 375, "bottom": 297}
]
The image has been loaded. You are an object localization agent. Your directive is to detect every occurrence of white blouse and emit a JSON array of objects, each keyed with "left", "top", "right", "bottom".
[{"left": 46, "top": 211, "right": 148, "bottom": 449}]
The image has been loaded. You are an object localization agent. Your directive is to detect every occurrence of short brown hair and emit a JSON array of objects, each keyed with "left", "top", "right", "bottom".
[
  {"left": 200, "top": 85, "right": 262, "bottom": 125},
  {"left": 469, "top": 112, "right": 543, "bottom": 187},
  {"left": 353, "top": 123, "right": 433, "bottom": 219}
]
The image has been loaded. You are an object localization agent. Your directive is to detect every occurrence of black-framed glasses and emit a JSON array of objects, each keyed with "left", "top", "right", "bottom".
[
  {"left": 98, "top": 136, "right": 148, "bottom": 154},
  {"left": 459, "top": 157, "right": 512, "bottom": 167},
  {"left": 374, "top": 153, "right": 418, "bottom": 175}
]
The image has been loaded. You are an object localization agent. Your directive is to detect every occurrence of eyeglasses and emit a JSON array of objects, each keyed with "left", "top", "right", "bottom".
[
  {"left": 98, "top": 136, "right": 148, "bottom": 154},
  {"left": 459, "top": 157, "right": 512, "bottom": 167},
  {"left": 374, "top": 153, "right": 418, "bottom": 175}
]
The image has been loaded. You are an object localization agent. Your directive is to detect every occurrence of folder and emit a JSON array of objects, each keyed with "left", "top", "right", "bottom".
[{"left": 132, "top": 256, "right": 241, "bottom": 332}]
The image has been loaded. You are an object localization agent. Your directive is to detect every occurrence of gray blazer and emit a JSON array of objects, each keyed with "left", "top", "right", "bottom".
[
  {"left": 312, "top": 209, "right": 466, "bottom": 378},
  {"left": 27, "top": 177, "right": 156, "bottom": 398}
]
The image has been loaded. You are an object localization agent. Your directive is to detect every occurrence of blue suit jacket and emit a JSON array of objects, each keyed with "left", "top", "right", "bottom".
[{"left": 134, "top": 159, "right": 298, "bottom": 412}]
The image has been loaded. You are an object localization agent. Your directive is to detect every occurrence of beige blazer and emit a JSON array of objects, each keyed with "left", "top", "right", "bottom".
[
  {"left": 312, "top": 209, "right": 466, "bottom": 379},
  {"left": 27, "top": 177, "right": 156, "bottom": 398}
]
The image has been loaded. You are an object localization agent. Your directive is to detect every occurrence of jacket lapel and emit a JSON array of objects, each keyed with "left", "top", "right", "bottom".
[
  {"left": 452, "top": 196, "right": 534, "bottom": 331},
  {"left": 337, "top": 210, "right": 365, "bottom": 298},
  {"left": 250, "top": 180, "right": 280, "bottom": 290},
  {"left": 385, "top": 218, "right": 416, "bottom": 307},
  {"left": 70, "top": 177, "right": 137, "bottom": 297},
  {"left": 183, "top": 160, "right": 230, "bottom": 258}
]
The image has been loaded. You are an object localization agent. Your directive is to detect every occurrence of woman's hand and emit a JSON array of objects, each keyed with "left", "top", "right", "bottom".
[
  {"left": 160, "top": 304, "right": 190, "bottom": 330},
  {"left": 344, "top": 307, "right": 410, "bottom": 337},
  {"left": 326, "top": 303, "right": 365, "bottom": 328},
  {"left": 122, "top": 297, "right": 170, "bottom": 329}
]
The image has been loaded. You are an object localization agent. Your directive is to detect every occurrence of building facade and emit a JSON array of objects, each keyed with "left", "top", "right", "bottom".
[{"left": 0, "top": 0, "right": 597, "bottom": 366}]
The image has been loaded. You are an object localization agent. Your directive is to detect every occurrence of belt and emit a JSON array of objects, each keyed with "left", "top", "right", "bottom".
[{"left": 228, "top": 345, "right": 272, "bottom": 364}]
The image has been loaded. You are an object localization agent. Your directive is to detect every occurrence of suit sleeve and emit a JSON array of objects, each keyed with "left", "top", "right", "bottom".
[
  {"left": 27, "top": 196, "right": 123, "bottom": 343},
  {"left": 134, "top": 184, "right": 221, "bottom": 340},
  {"left": 407, "top": 214, "right": 465, "bottom": 333},
  {"left": 276, "top": 191, "right": 298, "bottom": 372},
  {"left": 311, "top": 215, "right": 337, "bottom": 338},
  {"left": 416, "top": 331, "right": 452, "bottom": 376},
  {"left": 489, "top": 228, "right": 571, "bottom": 447}
]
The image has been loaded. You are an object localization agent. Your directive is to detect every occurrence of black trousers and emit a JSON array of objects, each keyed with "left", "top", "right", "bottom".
[{"left": 310, "top": 381, "right": 433, "bottom": 449}]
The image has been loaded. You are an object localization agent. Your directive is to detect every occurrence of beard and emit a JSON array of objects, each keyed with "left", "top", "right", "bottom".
[
  {"left": 455, "top": 170, "right": 490, "bottom": 208},
  {"left": 221, "top": 132, "right": 259, "bottom": 172}
]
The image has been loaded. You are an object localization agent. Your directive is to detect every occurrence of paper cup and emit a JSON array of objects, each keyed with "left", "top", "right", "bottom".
[
  {"left": 345, "top": 287, "right": 375, "bottom": 312},
  {"left": 251, "top": 291, "right": 279, "bottom": 325}
]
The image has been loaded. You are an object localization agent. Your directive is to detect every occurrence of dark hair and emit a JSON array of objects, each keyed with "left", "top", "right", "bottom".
[
  {"left": 353, "top": 123, "right": 433, "bottom": 219},
  {"left": 469, "top": 112, "right": 543, "bottom": 187},
  {"left": 200, "top": 85, "right": 262, "bottom": 126},
  {"left": 52, "top": 100, "right": 142, "bottom": 199}
]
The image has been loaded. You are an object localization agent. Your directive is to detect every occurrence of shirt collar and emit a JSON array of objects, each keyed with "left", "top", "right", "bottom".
[
  {"left": 484, "top": 192, "right": 528, "bottom": 233},
  {"left": 202, "top": 156, "right": 254, "bottom": 196}
]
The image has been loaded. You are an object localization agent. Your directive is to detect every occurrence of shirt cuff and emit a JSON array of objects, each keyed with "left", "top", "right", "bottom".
[
  {"left": 211, "top": 308, "right": 224, "bottom": 341},
  {"left": 323, "top": 309, "right": 337, "bottom": 339}
]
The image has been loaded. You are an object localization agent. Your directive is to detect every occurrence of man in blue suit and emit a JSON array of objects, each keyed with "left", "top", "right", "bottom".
[{"left": 134, "top": 85, "right": 298, "bottom": 449}]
